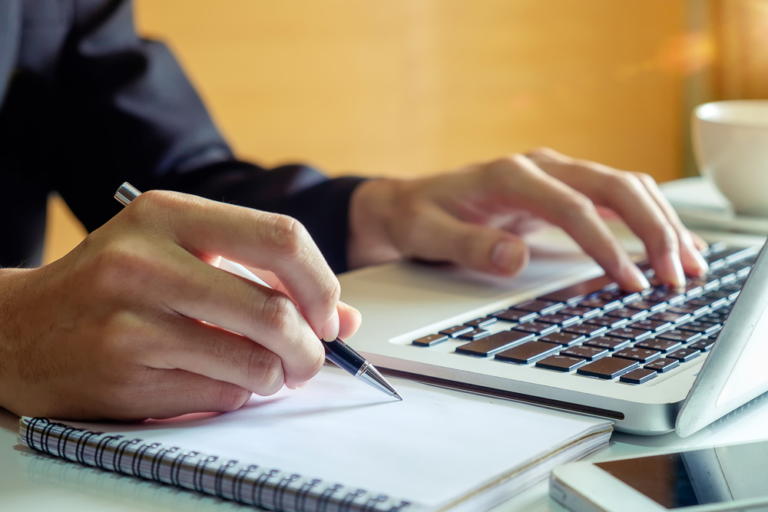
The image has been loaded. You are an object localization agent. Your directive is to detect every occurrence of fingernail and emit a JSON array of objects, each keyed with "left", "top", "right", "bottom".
[
  {"left": 670, "top": 253, "right": 686, "bottom": 287},
  {"left": 628, "top": 264, "right": 651, "bottom": 291},
  {"left": 321, "top": 309, "right": 340, "bottom": 342},
  {"left": 692, "top": 250, "right": 709, "bottom": 274},
  {"left": 492, "top": 240, "right": 524, "bottom": 273}
]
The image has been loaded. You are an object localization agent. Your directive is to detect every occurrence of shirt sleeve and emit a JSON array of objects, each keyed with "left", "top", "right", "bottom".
[{"left": 52, "top": 0, "right": 364, "bottom": 273}]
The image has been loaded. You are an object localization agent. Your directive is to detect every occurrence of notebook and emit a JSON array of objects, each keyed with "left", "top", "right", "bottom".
[{"left": 18, "top": 367, "right": 611, "bottom": 512}]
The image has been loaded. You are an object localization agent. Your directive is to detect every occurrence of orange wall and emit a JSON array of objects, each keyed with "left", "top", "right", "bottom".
[
  {"left": 134, "top": 0, "right": 690, "bottom": 181},
  {"left": 45, "top": 0, "right": 694, "bottom": 263}
]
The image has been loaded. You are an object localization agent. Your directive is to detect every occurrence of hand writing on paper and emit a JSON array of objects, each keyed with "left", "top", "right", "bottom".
[
  {"left": 348, "top": 148, "right": 708, "bottom": 291},
  {"left": 0, "top": 191, "right": 361, "bottom": 420}
]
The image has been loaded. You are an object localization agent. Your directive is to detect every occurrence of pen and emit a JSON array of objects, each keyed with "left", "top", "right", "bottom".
[{"left": 114, "top": 182, "right": 402, "bottom": 401}]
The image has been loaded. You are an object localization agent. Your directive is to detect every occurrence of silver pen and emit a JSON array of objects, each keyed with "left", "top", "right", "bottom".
[{"left": 114, "top": 182, "right": 402, "bottom": 400}]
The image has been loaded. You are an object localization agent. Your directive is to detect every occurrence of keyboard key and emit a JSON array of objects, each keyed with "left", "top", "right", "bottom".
[
  {"left": 491, "top": 309, "right": 537, "bottom": 323},
  {"left": 605, "top": 327, "right": 653, "bottom": 341},
  {"left": 536, "top": 355, "right": 587, "bottom": 372},
  {"left": 648, "top": 311, "right": 690, "bottom": 324},
  {"left": 464, "top": 317, "right": 497, "bottom": 328},
  {"left": 705, "top": 246, "right": 744, "bottom": 268},
  {"left": 579, "top": 297, "right": 622, "bottom": 311},
  {"left": 560, "top": 306, "right": 602, "bottom": 320},
  {"left": 636, "top": 339, "right": 683, "bottom": 353},
  {"left": 514, "top": 321, "right": 559, "bottom": 336},
  {"left": 510, "top": 300, "right": 564, "bottom": 315},
  {"left": 412, "top": 334, "right": 449, "bottom": 347},
  {"left": 577, "top": 357, "right": 639, "bottom": 379},
  {"left": 667, "top": 348, "right": 701, "bottom": 362},
  {"left": 561, "top": 345, "right": 608, "bottom": 361},
  {"left": 646, "top": 289, "right": 686, "bottom": 304},
  {"left": 537, "top": 313, "right": 581, "bottom": 327},
  {"left": 668, "top": 304, "right": 709, "bottom": 317},
  {"left": 596, "top": 290, "right": 642, "bottom": 304},
  {"left": 689, "top": 337, "right": 717, "bottom": 352},
  {"left": 439, "top": 325, "right": 474, "bottom": 338},
  {"left": 537, "top": 275, "right": 615, "bottom": 305},
  {"left": 644, "top": 358, "right": 680, "bottom": 373},
  {"left": 712, "top": 268, "right": 736, "bottom": 283},
  {"left": 455, "top": 330, "right": 534, "bottom": 357},
  {"left": 656, "top": 329, "right": 701, "bottom": 344},
  {"left": 629, "top": 319, "right": 672, "bottom": 332},
  {"left": 495, "top": 341, "right": 560, "bottom": 364},
  {"left": 564, "top": 324, "right": 608, "bottom": 338},
  {"left": 605, "top": 308, "right": 647, "bottom": 320},
  {"left": 585, "top": 316, "right": 629, "bottom": 329},
  {"left": 613, "top": 347, "right": 661, "bottom": 363},
  {"left": 620, "top": 368, "right": 658, "bottom": 384},
  {"left": 626, "top": 300, "right": 667, "bottom": 312},
  {"left": 539, "top": 332, "right": 585, "bottom": 346},
  {"left": 678, "top": 320, "right": 721, "bottom": 335},
  {"left": 705, "top": 289, "right": 732, "bottom": 300},
  {"left": 457, "top": 327, "right": 491, "bottom": 341},
  {"left": 584, "top": 336, "right": 631, "bottom": 351}
]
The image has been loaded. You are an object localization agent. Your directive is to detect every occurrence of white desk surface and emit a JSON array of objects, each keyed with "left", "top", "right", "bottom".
[{"left": 3, "top": 229, "right": 766, "bottom": 512}]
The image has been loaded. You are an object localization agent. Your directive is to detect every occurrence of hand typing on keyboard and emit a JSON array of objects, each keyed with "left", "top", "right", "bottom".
[{"left": 348, "top": 147, "right": 709, "bottom": 291}]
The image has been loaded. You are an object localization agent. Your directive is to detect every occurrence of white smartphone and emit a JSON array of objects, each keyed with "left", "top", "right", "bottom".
[{"left": 550, "top": 439, "right": 768, "bottom": 512}]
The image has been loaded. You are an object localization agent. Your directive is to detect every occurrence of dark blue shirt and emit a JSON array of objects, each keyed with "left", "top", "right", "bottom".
[{"left": 0, "top": 0, "right": 363, "bottom": 272}]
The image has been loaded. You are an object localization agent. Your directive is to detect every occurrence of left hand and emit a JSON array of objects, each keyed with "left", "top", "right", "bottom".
[{"left": 347, "top": 148, "right": 708, "bottom": 291}]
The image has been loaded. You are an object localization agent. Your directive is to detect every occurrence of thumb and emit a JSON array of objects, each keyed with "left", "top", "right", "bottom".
[{"left": 404, "top": 206, "right": 530, "bottom": 275}]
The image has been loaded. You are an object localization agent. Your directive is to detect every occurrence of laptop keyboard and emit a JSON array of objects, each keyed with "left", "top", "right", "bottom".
[{"left": 411, "top": 243, "right": 758, "bottom": 385}]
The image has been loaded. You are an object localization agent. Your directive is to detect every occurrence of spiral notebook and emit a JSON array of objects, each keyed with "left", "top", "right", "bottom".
[{"left": 18, "top": 367, "right": 611, "bottom": 512}]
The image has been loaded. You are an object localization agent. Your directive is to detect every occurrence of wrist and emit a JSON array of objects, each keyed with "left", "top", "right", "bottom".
[
  {"left": 347, "top": 178, "right": 404, "bottom": 269},
  {"left": 0, "top": 268, "right": 35, "bottom": 415}
]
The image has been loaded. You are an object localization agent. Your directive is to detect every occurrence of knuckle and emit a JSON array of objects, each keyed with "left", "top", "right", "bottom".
[
  {"left": 90, "top": 239, "right": 156, "bottom": 293},
  {"left": 245, "top": 347, "right": 285, "bottom": 395},
  {"left": 483, "top": 154, "right": 530, "bottom": 181},
  {"left": 560, "top": 193, "right": 595, "bottom": 221},
  {"left": 266, "top": 214, "right": 307, "bottom": 257},
  {"left": 527, "top": 146, "right": 557, "bottom": 159},
  {"left": 259, "top": 292, "right": 297, "bottom": 334},
  {"left": 608, "top": 171, "right": 641, "bottom": 192},
  {"left": 634, "top": 172, "right": 656, "bottom": 187},
  {"left": 215, "top": 384, "right": 252, "bottom": 412}
]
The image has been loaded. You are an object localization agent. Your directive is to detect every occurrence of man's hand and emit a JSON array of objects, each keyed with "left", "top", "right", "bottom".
[
  {"left": 348, "top": 148, "right": 708, "bottom": 290},
  {"left": 0, "top": 191, "right": 360, "bottom": 420}
]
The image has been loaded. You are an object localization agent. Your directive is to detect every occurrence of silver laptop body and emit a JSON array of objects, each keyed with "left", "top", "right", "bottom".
[{"left": 340, "top": 236, "right": 767, "bottom": 436}]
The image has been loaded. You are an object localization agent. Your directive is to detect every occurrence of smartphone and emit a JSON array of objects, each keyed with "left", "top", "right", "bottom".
[{"left": 550, "top": 439, "right": 768, "bottom": 512}]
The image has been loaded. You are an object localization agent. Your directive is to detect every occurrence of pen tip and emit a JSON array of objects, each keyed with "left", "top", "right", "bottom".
[{"left": 395, "top": 393, "right": 403, "bottom": 401}]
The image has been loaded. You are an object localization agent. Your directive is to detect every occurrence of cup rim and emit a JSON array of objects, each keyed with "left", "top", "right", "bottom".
[{"left": 694, "top": 100, "right": 768, "bottom": 129}]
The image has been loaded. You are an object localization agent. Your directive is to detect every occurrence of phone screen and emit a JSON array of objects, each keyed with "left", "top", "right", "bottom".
[{"left": 595, "top": 440, "right": 768, "bottom": 509}]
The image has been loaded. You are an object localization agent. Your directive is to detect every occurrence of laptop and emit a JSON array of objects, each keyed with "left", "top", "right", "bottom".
[{"left": 339, "top": 231, "right": 768, "bottom": 436}]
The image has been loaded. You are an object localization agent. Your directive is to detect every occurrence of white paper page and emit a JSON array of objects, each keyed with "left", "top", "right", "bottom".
[{"left": 70, "top": 368, "right": 609, "bottom": 508}]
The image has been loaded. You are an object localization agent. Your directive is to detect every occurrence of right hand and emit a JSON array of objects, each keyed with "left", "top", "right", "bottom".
[{"left": 0, "top": 191, "right": 361, "bottom": 421}]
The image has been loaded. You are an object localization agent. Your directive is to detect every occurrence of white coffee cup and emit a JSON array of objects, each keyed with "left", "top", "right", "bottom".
[{"left": 693, "top": 100, "right": 768, "bottom": 217}]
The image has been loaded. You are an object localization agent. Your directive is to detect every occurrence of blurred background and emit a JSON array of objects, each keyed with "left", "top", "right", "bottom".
[{"left": 44, "top": 0, "right": 768, "bottom": 263}]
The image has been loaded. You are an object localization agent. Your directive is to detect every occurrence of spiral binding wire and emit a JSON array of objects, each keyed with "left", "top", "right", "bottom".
[{"left": 20, "top": 418, "right": 414, "bottom": 512}]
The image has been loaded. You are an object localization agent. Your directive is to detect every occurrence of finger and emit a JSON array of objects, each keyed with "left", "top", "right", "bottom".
[
  {"left": 238, "top": 265, "right": 362, "bottom": 342},
  {"left": 484, "top": 156, "right": 650, "bottom": 290},
  {"left": 395, "top": 202, "right": 530, "bottom": 276},
  {"left": 127, "top": 191, "right": 341, "bottom": 341},
  {"left": 151, "top": 246, "right": 325, "bottom": 388},
  {"left": 527, "top": 150, "right": 691, "bottom": 286},
  {"left": 141, "top": 314, "right": 288, "bottom": 396},
  {"left": 106, "top": 368, "right": 253, "bottom": 421},
  {"left": 632, "top": 172, "right": 709, "bottom": 276},
  {"left": 338, "top": 301, "right": 362, "bottom": 340},
  {"left": 550, "top": 166, "right": 686, "bottom": 286}
]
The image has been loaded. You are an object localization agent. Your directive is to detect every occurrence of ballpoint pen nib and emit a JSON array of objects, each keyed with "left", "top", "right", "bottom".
[{"left": 358, "top": 364, "right": 402, "bottom": 400}]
